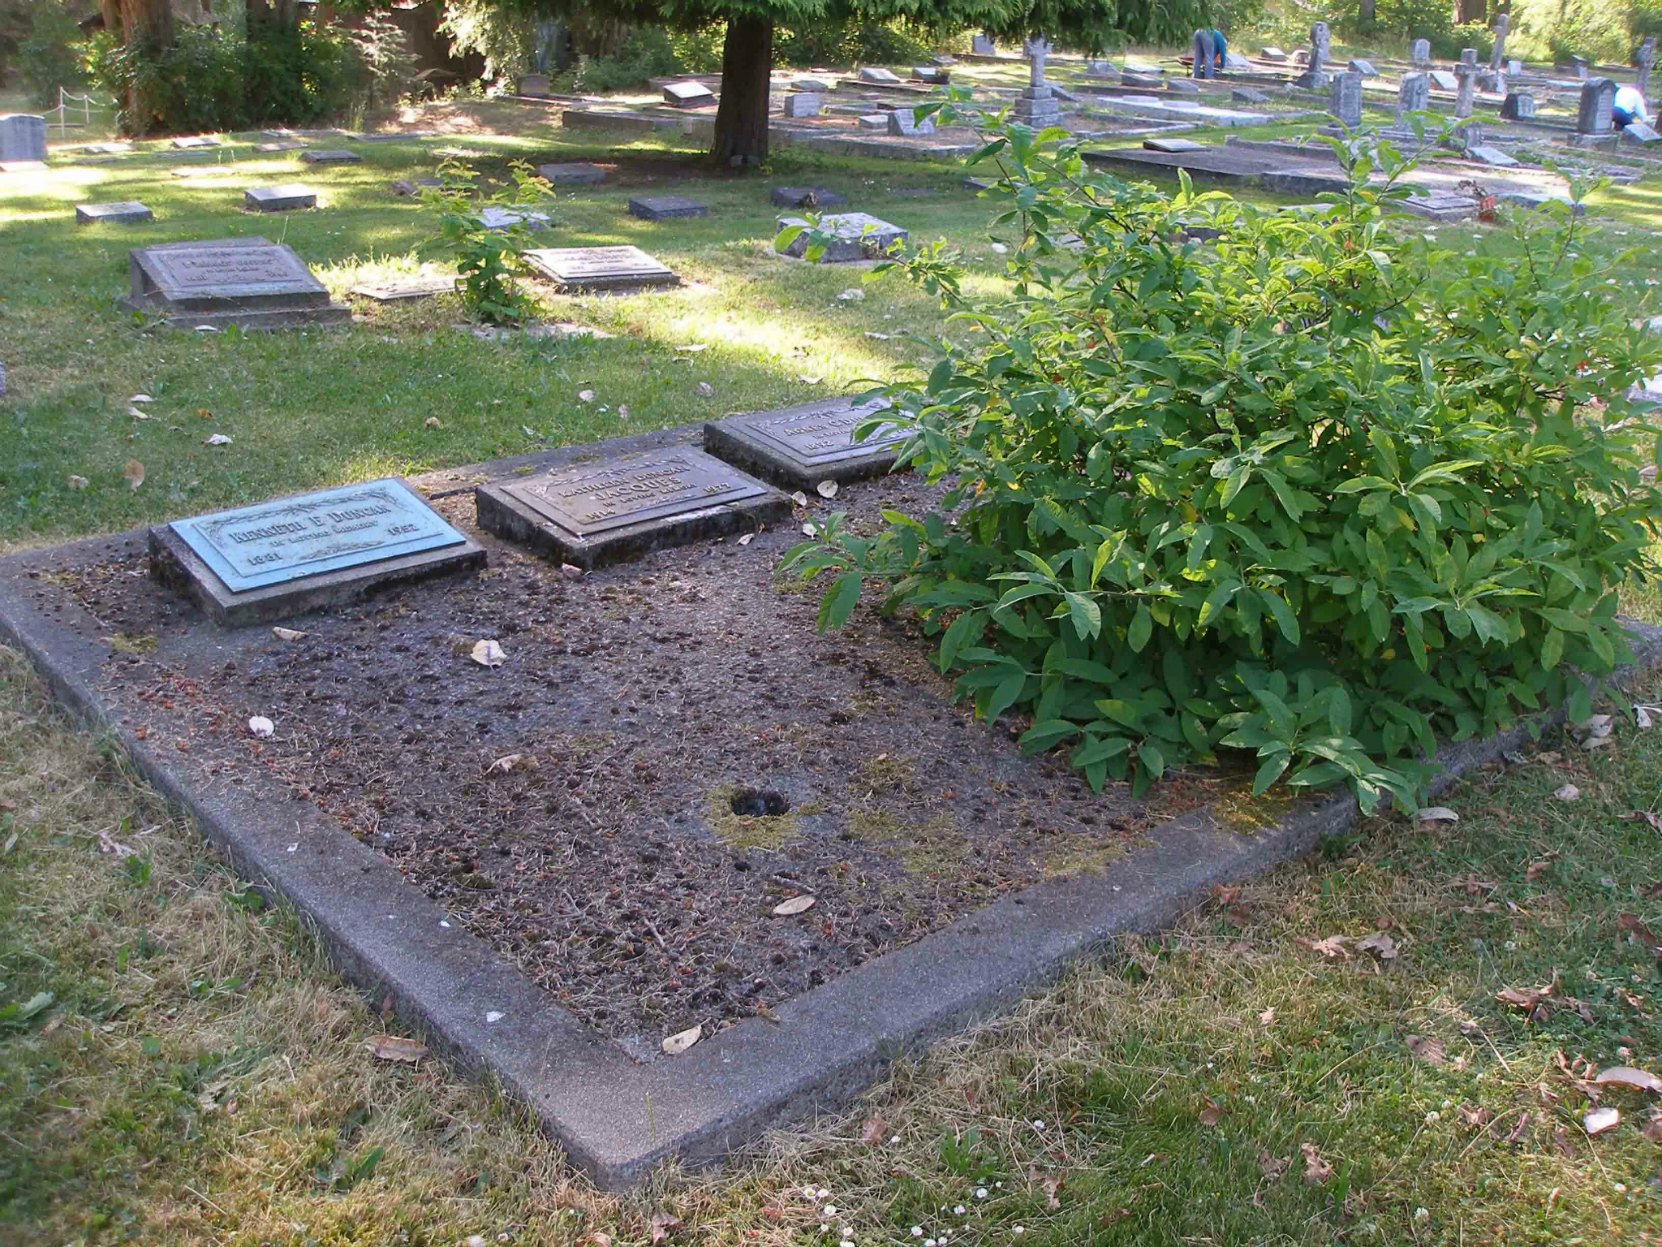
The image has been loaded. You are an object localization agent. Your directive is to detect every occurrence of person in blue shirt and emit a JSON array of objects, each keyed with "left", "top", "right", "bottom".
[
  {"left": 1613, "top": 84, "right": 1650, "bottom": 128},
  {"left": 1211, "top": 29, "right": 1228, "bottom": 71}
]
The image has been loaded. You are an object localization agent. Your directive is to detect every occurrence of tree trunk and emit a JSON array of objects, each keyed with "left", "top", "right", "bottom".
[
  {"left": 1358, "top": 0, "right": 1376, "bottom": 31},
  {"left": 711, "top": 15, "right": 772, "bottom": 168},
  {"left": 123, "top": 0, "right": 172, "bottom": 56}
]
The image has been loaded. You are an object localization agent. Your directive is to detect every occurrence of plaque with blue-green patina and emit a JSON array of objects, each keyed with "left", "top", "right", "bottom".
[{"left": 171, "top": 479, "right": 466, "bottom": 592}]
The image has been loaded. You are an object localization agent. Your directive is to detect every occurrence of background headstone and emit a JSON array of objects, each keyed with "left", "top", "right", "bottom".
[
  {"left": 777, "top": 212, "right": 906, "bottom": 263},
  {"left": 0, "top": 114, "right": 46, "bottom": 163},
  {"left": 887, "top": 109, "right": 936, "bottom": 136},
  {"left": 1489, "top": 14, "right": 1509, "bottom": 71},
  {"left": 1577, "top": 77, "right": 1615, "bottom": 135},
  {"left": 301, "top": 149, "right": 361, "bottom": 164},
  {"left": 76, "top": 201, "right": 153, "bottom": 225},
  {"left": 1430, "top": 70, "right": 1458, "bottom": 91},
  {"left": 523, "top": 245, "right": 679, "bottom": 292},
  {"left": 1295, "top": 22, "right": 1330, "bottom": 88},
  {"left": 538, "top": 162, "right": 605, "bottom": 185},
  {"left": 971, "top": 32, "right": 996, "bottom": 55},
  {"left": 1013, "top": 37, "right": 1062, "bottom": 127},
  {"left": 857, "top": 66, "right": 901, "bottom": 85},
  {"left": 122, "top": 237, "right": 348, "bottom": 330},
  {"left": 1398, "top": 72, "right": 1430, "bottom": 115},
  {"left": 783, "top": 92, "right": 822, "bottom": 118},
  {"left": 1410, "top": 39, "right": 1431, "bottom": 69},
  {"left": 1454, "top": 63, "right": 1477, "bottom": 118},
  {"left": 1500, "top": 91, "right": 1536, "bottom": 120},
  {"left": 663, "top": 80, "right": 717, "bottom": 106},
  {"left": 1639, "top": 36, "right": 1657, "bottom": 100},
  {"left": 244, "top": 185, "right": 317, "bottom": 212},
  {"left": 627, "top": 195, "right": 709, "bottom": 220},
  {"left": 703, "top": 398, "right": 904, "bottom": 488},
  {"left": 1329, "top": 70, "right": 1363, "bottom": 127}
]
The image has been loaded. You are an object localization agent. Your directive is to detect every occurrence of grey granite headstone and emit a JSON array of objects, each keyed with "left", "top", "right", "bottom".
[
  {"left": 857, "top": 113, "right": 889, "bottom": 129},
  {"left": 172, "top": 134, "right": 221, "bottom": 149},
  {"left": 1330, "top": 70, "right": 1363, "bottom": 126},
  {"left": 244, "top": 184, "right": 317, "bottom": 212},
  {"left": 858, "top": 66, "right": 902, "bottom": 85},
  {"left": 523, "top": 245, "right": 679, "bottom": 293},
  {"left": 1460, "top": 48, "right": 1478, "bottom": 68},
  {"left": 0, "top": 114, "right": 46, "bottom": 163},
  {"left": 1233, "top": 87, "right": 1271, "bottom": 104},
  {"left": 301, "top": 149, "right": 362, "bottom": 164},
  {"left": 148, "top": 478, "right": 484, "bottom": 626},
  {"left": 627, "top": 195, "right": 709, "bottom": 220},
  {"left": 971, "top": 33, "right": 996, "bottom": 55},
  {"left": 538, "top": 162, "right": 606, "bottom": 185},
  {"left": 663, "top": 80, "right": 717, "bottom": 107},
  {"left": 1623, "top": 121, "right": 1662, "bottom": 145},
  {"left": 1122, "top": 72, "right": 1165, "bottom": 89},
  {"left": 1144, "top": 137, "right": 1207, "bottom": 152},
  {"left": 121, "top": 237, "right": 349, "bottom": 330},
  {"left": 778, "top": 212, "right": 906, "bottom": 263},
  {"left": 795, "top": 77, "right": 833, "bottom": 91},
  {"left": 783, "top": 92, "right": 823, "bottom": 118},
  {"left": 518, "top": 72, "right": 551, "bottom": 97},
  {"left": 1349, "top": 58, "right": 1378, "bottom": 77},
  {"left": 76, "top": 201, "right": 153, "bottom": 225},
  {"left": 1295, "top": 22, "right": 1330, "bottom": 88},
  {"left": 1639, "top": 36, "right": 1657, "bottom": 99},
  {"left": 1454, "top": 64, "right": 1477, "bottom": 117},
  {"left": 1490, "top": 13, "right": 1509, "bottom": 72},
  {"left": 1500, "top": 91, "right": 1536, "bottom": 120},
  {"left": 770, "top": 186, "right": 847, "bottom": 208},
  {"left": 911, "top": 66, "right": 949, "bottom": 84},
  {"left": 391, "top": 176, "right": 443, "bottom": 195},
  {"left": 1430, "top": 71, "right": 1458, "bottom": 92},
  {"left": 1399, "top": 72, "right": 1430, "bottom": 115},
  {"left": 1260, "top": 46, "right": 1288, "bottom": 62},
  {"left": 1410, "top": 39, "right": 1431, "bottom": 69},
  {"left": 475, "top": 448, "right": 788, "bottom": 569},
  {"left": 887, "top": 108, "right": 936, "bottom": 136},
  {"left": 1577, "top": 77, "right": 1615, "bottom": 134},
  {"left": 704, "top": 397, "right": 905, "bottom": 488},
  {"left": 82, "top": 141, "right": 131, "bottom": 155},
  {"left": 1165, "top": 77, "right": 1200, "bottom": 94},
  {"left": 1467, "top": 145, "right": 1520, "bottom": 166}
]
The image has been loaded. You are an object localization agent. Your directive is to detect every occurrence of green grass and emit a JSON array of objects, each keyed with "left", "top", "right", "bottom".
[{"left": 6, "top": 92, "right": 1662, "bottom": 1245}]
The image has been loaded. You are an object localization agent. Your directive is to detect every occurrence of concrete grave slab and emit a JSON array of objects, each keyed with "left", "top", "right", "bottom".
[
  {"left": 475, "top": 447, "right": 789, "bottom": 568},
  {"left": 121, "top": 236, "right": 350, "bottom": 330},
  {"left": 524, "top": 245, "right": 679, "bottom": 293},
  {"left": 171, "top": 134, "right": 222, "bottom": 149},
  {"left": 704, "top": 397, "right": 906, "bottom": 488},
  {"left": 349, "top": 276, "right": 457, "bottom": 302},
  {"left": 81, "top": 141, "right": 132, "bottom": 155},
  {"left": 782, "top": 92, "right": 823, "bottom": 118},
  {"left": 1467, "top": 145, "right": 1521, "bottom": 166},
  {"left": 244, "top": 184, "right": 318, "bottom": 212},
  {"left": 538, "top": 162, "right": 606, "bottom": 185},
  {"left": 1623, "top": 122, "right": 1662, "bottom": 145},
  {"left": 1430, "top": 71, "right": 1458, "bottom": 91},
  {"left": 777, "top": 211, "right": 907, "bottom": 262},
  {"left": 856, "top": 113, "right": 889, "bottom": 129},
  {"left": 255, "top": 140, "right": 308, "bottom": 152},
  {"left": 1144, "top": 137, "right": 1207, "bottom": 152},
  {"left": 887, "top": 108, "right": 936, "bottom": 136},
  {"left": 858, "top": 66, "right": 902, "bottom": 84},
  {"left": 149, "top": 478, "right": 485, "bottom": 626},
  {"left": 76, "top": 201, "right": 154, "bottom": 225},
  {"left": 627, "top": 195, "right": 710, "bottom": 221},
  {"left": 391, "top": 177, "right": 443, "bottom": 196},
  {"left": 770, "top": 186, "right": 848, "bottom": 208},
  {"left": 301, "top": 149, "right": 363, "bottom": 164},
  {"left": 479, "top": 207, "right": 551, "bottom": 231},
  {"left": 663, "top": 80, "right": 717, "bottom": 107}
]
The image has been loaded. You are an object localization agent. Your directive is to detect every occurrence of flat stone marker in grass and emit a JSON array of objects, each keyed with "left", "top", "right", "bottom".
[
  {"left": 538, "top": 161, "right": 606, "bottom": 185},
  {"left": 121, "top": 236, "right": 351, "bottom": 331},
  {"left": 82, "top": 141, "right": 132, "bottom": 155},
  {"left": 1429, "top": 70, "right": 1458, "bottom": 91},
  {"left": 391, "top": 176, "right": 442, "bottom": 196},
  {"left": 1144, "top": 137, "right": 1207, "bottom": 152},
  {"left": 244, "top": 184, "right": 317, "bottom": 212},
  {"left": 777, "top": 211, "right": 907, "bottom": 262},
  {"left": 254, "top": 140, "right": 308, "bottom": 153},
  {"left": 627, "top": 194, "right": 709, "bottom": 221},
  {"left": 149, "top": 478, "right": 484, "bottom": 627},
  {"left": 349, "top": 275, "right": 456, "bottom": 302},
  {"left": 858, "top": 66, "right": 902, "bottom": 84},
  {"left": 704, "top": 397, "right": 907, "bottom": 488},
  {"left": 523, "top": 245, "right": 679, "bottom": 293},
  {"left": 171, "top": 134, "right": 221, "bottom": 149},
  {"left": 886, "top": 109, "right": 936, "bottom": 136},
  {"left": 770, "top": 186, "right": 848, "bottom": 208},
  {"left": 663, "top": 80, "right": 717, "bottom": 107},
  {"left": 478, "top": 206, "right": 550, "bottom": 230},
  {"left": 301, "top": 149, "right": 362, "bottom": 164},
  {"left": 475, "top": 447, "right": 788, "bottom": 568},
  {"left": 75, "top": 201, "right": 154, "bottom": 225}
]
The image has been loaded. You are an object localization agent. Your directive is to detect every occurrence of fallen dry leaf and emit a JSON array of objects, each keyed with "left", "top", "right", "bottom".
[
  {"left": 1594, "top": 1065, "right": 1662, "bottom": 1093},
  {"left": 771, "top": 895, "right": 816, "bottom": 916},
  {"left": 577, "top": 388, "right": 596, "bottom": 402},
  {"left": 1306, "top": 935, "right": 1351, "bottom": 959},
  {"left": 425, "top": 416, "right": 442, "bottom": 428},
  {"left": 1406, "top": 1034, "right": 1446, "bottom": 1066},
  {"left": 1358, "top": 931, "right": 1398, "bottom": 961},
  {"left": 272, "top": 626, "right": 308, "bottom": 642},
  {"left": 695, "top": 382, "right": 714, "bottom": 397},
  {"left": 470, "top": 639, "right": 506, "bottom": 668},
  {"left": 737, "top": 532, "right": 755, "bottom": 547},
  {"left": 816, "top": 479, "right": 839, "bottom": 499},
  {"left": 486, "top": 753, "right": 538, "bottom": 775},
  {"left": 584, "top": 1233, "right": 614, "bottom": 1247},
  {"left": 129, "top": 393, "right": 153, "bottom": 404},
  {"left": 1415, "top": 806, "right": 1459, "bottom": 825},
  {"left": 859, "top": 1113, "right": 887, "bottom": 1145},
  {"left": 1027, "top": 1168, "right": 1064, "bottom": 1210},
  {"left": 1584, "top": 1105, "right": 1620, "bottom": 1135},
  {"left": 1496, "top": 983, "right": 1554, "bottom": 1017},
  {"left": 662, "top": 1025, "right": 702, "bottom": 1056},
  {"left": 1198, "top": 1098, "right": 1226, "bottom": 1127},
  {"left": 1300, "top": 1142, "right": 1333, "bottom": 1184},
  {"left": 1258, "top": 1006, "right": 1276, "bottom": 1026},
  {"left": 203, "top": 433, "right": 233, "bottom": 446},
  {"left": 1554, "top": 783, "right": 1581, "bottom": 802},
  {"left": 1258, "top": 1149, "right": 1289, "bottom": 1180},
  {"left": 790, "top": 490, "right": 810, "bottom": 508},
  {"left": 1622, "top": 809, "right": 1662, "bottom": 833},
  {"left": 1619, "top": 913, "right": 1662, "bottom": 951},
  {"left": 365, "top": 1034, "right": 429, "bottom": 1063},
  {"left": 648, "top": 1212, "right": 682, "bottom": 1245},
  {"left": 1525, "top": 853, "right": 1560, "bottom": 881},
  {"left": 123, "top": 459, "right": 145, "bottom": 491},
  {"left": 247, "top": 716, "right": 275, "bottom": 739},
  {"left": 67, "top": 474, "right": 89, "bottom": 490}
]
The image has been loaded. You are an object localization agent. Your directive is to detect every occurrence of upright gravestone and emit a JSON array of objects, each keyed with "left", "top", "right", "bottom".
[
  {"left": 1013, "top": 37, "right": 1062, "bottom": 127},
  {"left": 474, "top": 448, "right": 789, "bottom": 569},
  {"left": 1577, "top": 77, "right": 1616, "bottom": 136},
  {"left": 1398, "top": 72, "right": 1430, "bottom": 117},
  {"left": 1454, "top": 63, "right": 1477, "bottom": 118},
  {"left": 149, "top": 478, "right": 485, "bottom": 627},
  {"left": 1193, "top": 29, "right": 1216, "bottom": 80},
  {"left": 1500, "top": 91, "right": 1537, "bottom": 120},
  {"left": 783, "top": 92, "right": 822, "bottom": 118},
  {"left": 1639, "top": 36, "right": 1657, "bottom": 101},
  {"left": 887, "top": 109, "right": 936, "bottom": 137},
  {"left": 1410, "top": 39, "right": 1431, "bottom": 69},
  {"left": 971, "top": 32, "right": 996, "bottom": 56},
  {"left": 1295, "top": 22, "right": 1330, "bottom": 89},
  {"left": 857, "top": 66, "right": 902, "bottom": 85},
  {"left": 0, "top": 114, "right": 46, "bottom": 166},
  {"left": 120, "top": 237, "right": 349, "bottom": 330},
  {"left": 704, "top": 398, "right": 906, "bottom": 488},
  {"left": 1460, "top": 47, "right": 1478, "bottom": 69},
  {"left": 1489, "top": 14, "right": 1509, "bottom": 71},
  {"left": 1329, "top": 70, "right": 1363, "bottom": 127},
  {"left": 524, "top": 245, "right": 679, "bottom": 293}
]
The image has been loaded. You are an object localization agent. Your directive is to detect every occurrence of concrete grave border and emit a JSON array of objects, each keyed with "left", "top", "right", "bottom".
[{"left": 3, "top": 428, "right": 1658, "bottom": 1190}]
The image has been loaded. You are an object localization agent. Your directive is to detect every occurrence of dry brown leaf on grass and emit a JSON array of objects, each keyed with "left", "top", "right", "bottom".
[
  {"left": 1618, "top": 913, "right": 1662, "bottom": 952},
  {"left": 1406, "top": 1034, "right": 1446, "bottom": 1066},
  {"left": 662, "top": 1025, "right": 702, "bottom": 1056},
  {"left": 1198, "top": 1098, "right": 1227, "bottom": 1127},
  {"left": 271, "top": 626, "right": 308, "bottom": 641},
  {"left": 123, "top": 459, "right": 145, "bottom": 490},
  {"left": 859, "top": 1113, "right": 887, "bottom": 1145},
  {"left": 583, "top": 1234, "right": 614, "bottom": 1247},
  {"left": 1496, "top": 982, "right": 1556, "bottom": 1017},
  {"left": 1305, "top": 935, "right": 1351, "bottom": 959},
  {"left": 1525, "top": 853, "right": 1560, "bottom": 881},
  {"left": 649, "top": 1212, "right": 683, "bottom": 1244},
  {"left": 1258, "top": 1150, "right": 1289, "bottom": 1180},
  {"left": 365, "top": 1034, "right": 429, "bottom": 1063},
  {"left": 1622, "top": 809, "right": 1662, "bottom": 833},
  {"left": 1594, "top": 1066, "right": 1662, "bottom": 1093},
  {"left": 772, "top": 895, "right": 816, "bottom": 916},
  {"left": 1584, "top": 1106, "right": 1621, "bottom": 1135},
  {"left": 486, "top": 753, "right": 538, "bottom": 775},
  {"left": 1357, "top": 931, "right": 1398, "bottom": 961},
  {"left": 470, "top": 639, "right": 506, "bottom": 668},
  {"left": 1645, "top": 1109, "right": 1662, "bottom": 1142},
  {"left": 1027, "top": 1169, "right": 1064, "bottom": 1210},
  {"left": 1300, "top": 1142, "right": 1332, "bottom": 1184}
]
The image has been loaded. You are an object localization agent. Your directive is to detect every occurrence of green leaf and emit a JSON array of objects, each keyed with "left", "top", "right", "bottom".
[
  {"left": 1127, "top": 604, "right": 1154, "bottom": 652},
  {"left": 1253, "top": 753, "right": 1290, "bottom": 795},
  {"left": 819, "top": 571, "right": 863, "bottom": 631}
]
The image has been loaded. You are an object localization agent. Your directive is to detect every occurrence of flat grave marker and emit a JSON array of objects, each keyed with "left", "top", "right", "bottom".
[
  {"left": 886, "top": 109, "right": 936, "bottom": 136},
  {"left": 171, "top": 134, "right": 221, "bottom": 149},
  {"left": 149, "top": 478, "right": 484, "bottom": 626},
  {"left": 627, "top": 195, "right": 710, "bottom": 221},
  {"left": 703, "top": 397, "right": 907, "bottom": 488},
  {"left": 475, "top": 447, "right": 788, "bottom": 567},
  {"left": 770, "top": 186, "right": 847, "bottom": 208},
  {"left": 301, "top": 149, "right": 363, "bottom": 164},
  {"left": 777, "top": 212, "right": 907, "bottom": 263},
  {"left": 524, "top": 245, "right": 679, "bottom": 293},
  {"left": 122, "top": 236, "right": 350, "bottom": 330},
  {"left": 75, "top": 201, "right": 154, "bottom": 225},
  {"left": 858, "top": 66, "right": 902, "bottom": 84},
  {"left": 349, "top": 275, "right": 457, "bottom": 302},
  {"left": 244, "top": 184, "right": 317, "bottom": 212},
  {"left": 478, "top": 206, "right": 550, "bottom": 231},
  {"left": 538, "top": 162, "right": 607, "bottom": 185},
  {"left": 663, "top": 80, "right": 717, "bottom": 107}
]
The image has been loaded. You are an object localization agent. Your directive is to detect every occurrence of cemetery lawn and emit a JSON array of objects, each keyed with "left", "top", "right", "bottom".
[{"left": 6, "top": 103, "right": 1662, "bottom": 1243}]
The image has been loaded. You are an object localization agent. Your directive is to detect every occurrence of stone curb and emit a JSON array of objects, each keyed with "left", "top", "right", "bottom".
[{"left": 2, "top": 510, "right": 1658, "bottom": 1189}]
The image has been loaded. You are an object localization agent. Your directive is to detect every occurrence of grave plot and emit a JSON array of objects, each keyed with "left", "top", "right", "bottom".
[
  {"left": 4, "top": 422, "right": 1658, "bottom": 1189},
  {"left": 703, "top": 397, "right": 907, "bottom": 488},
  {"left": 523, "top": 245, "right": 679, "bottom": 293},
  {"left": 120, "top": 237, "right": 350, "bottom": 330}
]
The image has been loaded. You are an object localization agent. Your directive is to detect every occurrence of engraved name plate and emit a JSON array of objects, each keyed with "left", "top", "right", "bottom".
[
  {"left": 146, "top": 243, "right": 319, "bottom": 297},
  {"left": 523, "top": 245, "right": 678, "bottom": 290},
  {"left": 171, "top": 479, "right": 467, "bottom": 592},
  {"left": 501, "top": 450, "right": 766, "bottom": 538},
  {"left": 746, "top": 399, "right": 905, "bottom": 466}
]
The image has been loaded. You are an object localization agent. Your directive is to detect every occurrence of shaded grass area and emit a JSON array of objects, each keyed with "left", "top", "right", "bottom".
[{"left": 4, "top": 643, "right": 1662, "bottom": 1244}]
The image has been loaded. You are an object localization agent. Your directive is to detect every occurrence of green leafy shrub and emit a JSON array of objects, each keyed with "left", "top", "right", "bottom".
[
  {"left": 574, "top": 26, "right": 683, "bottom": 91},
  {"left": 782, "top": 124, "right": 1662, "bottom": 812},
  {"left": 16, "top": 0, "right": 86, "bottom": 105},
  {"left": 421, "top": 159, "right": 553, "bottom": 326}
]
